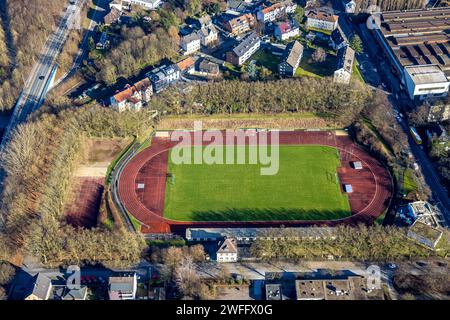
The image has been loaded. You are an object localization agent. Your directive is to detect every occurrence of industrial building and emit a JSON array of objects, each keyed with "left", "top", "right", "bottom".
[{"left": 371, "top": 7, "right": 450, "bottom": 100}]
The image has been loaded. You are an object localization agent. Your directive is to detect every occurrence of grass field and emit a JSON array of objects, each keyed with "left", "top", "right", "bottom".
[{"left": 163, "top": 145, "right": 351, "bottom": 222}]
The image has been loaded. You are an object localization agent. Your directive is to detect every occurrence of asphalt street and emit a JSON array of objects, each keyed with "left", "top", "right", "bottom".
[
  {"left": 336, "top": 9, "right": 450, "bottom": 224},
  {"left": 1, "top": 0, "right": 84, "bottom": 147}
]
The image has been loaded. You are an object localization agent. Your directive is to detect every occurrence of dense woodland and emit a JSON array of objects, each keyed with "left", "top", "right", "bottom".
[
  {"left": 0, "top": 0, "right": 68, "bottom": 111},
  {"left": 0, "top": 104, "right": 155, "bottom": 266},
  {"left": 250, "top": 224, "right": 450, "bottom": 261},
  {"left": 150, "top": 78, "right": 372, "bottom": 125}
]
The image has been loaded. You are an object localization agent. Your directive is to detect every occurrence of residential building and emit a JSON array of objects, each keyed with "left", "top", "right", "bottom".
[
  {"left": 197, "top": 59, "right": 220, "bottom": 77},
  {"left": 195, "top": 14, "right": 212, "bottom": 29},
  {"left": 224, "top": 13, "right": 256, "bottom": 36},
  {"left": 176, "top": 57, "right": 196, "bottom": 74},
  {"left": 134, "top": 78, "right": 153, "bottom": 102},
  {"left": 278, "top": 40, "right": 303, "bottom": 76},
  {"left": 333, "top": 45, "right": 355, "bottom": 84},
  {"left": 147, "top": 64, "right": 181, "bottom": 93},
  {"left": 108, "top": 272, "right": 138, "bottom": 300},
  {"left": 306, "top": 7, "right": 338, "bottom": 32},
  {"left": 110, "top": 0, "right": 129, "bottom": 11},
  {"left": 256, "top": 0, "right": 297, "bottom": 23},
  {"left": 110, "top": 85, "right": 142, "bottom": 112},
  {"left": 122, "top": 0, "right": 162, "bottom": 10},
  {"left": 104, "top": 6, "right": 122, "bottom": 25},
  {"left": 263, "top": 272, "right": 384, "bottom": 300},
  {"left": 24, "top": 274, "right": 53, "bottom": 300},
  {"left": 404, "top": 65, "right": 450, "bottom": 100},
  {"left": 216, "top": 238, "right": 238, "bottom": 262},
  {"left": 371, "top": 7, "right": 450, "bottom": 93},
  {"left": 226, "top": 32, "right": 260, "bottom": 65},
  {"left": 330, "top": 28, "right": 347, "bottom": 51},
  {"left": 198, "top": 24, "right": 219, "bottom": 47},
  {"left": 181, "top": 32, "right": 201, "bottom": 55},
  {"left": 110, "top": 78, "right": 152, "bottom": 112},
  {"left": 274, "top": 21, "right": 299, "bottom": 41},
  {"left": 295, "top": 275, "right": 383, "bottom": 300}
]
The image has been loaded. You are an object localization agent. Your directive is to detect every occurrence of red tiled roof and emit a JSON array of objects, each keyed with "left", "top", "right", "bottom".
[
  {"left": 176, "top": 57, "right": 195, "bottom": 71},
  {"left": 113, "top": 86, "right": 136, "bottom": 103}
]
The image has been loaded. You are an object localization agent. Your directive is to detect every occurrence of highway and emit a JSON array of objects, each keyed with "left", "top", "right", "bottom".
[
  {"left": 0, "top": 0, "right": 84, "bottom": 147},
  {"left": 50, "top": 0, "right": 110, "bottom": 90}
]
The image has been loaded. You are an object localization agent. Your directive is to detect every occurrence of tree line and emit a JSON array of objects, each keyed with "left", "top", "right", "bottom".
[
  {"left": 250, "top": 224, "right": 449, "bottom": 261},
  {"left": 0, "top": 104, "right": 155, "bottom": 266},
  {"left": 149, "top": 78, "right": 372, "bottom": 126}
]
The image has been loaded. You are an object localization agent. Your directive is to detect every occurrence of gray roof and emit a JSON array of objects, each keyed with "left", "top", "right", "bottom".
[
  {"left": 405, "top": 65, "right": 449, "bottom": 85},
  {"left": 217, "top": 238, "right": 237, "bottom": 254},
  {"left": 181, "top": 32, "right": 200, "bottom": 45},
  {"left": 336, "top": 45, "right": 355, "bottom": 73},
  {"left": 232, "top": 32, "right": 260, "bottom": 57},
  {"left": 109, "top": 274, "right": 136, "bottom": 293},
  {"left": 282, "top": 40, "right": 304, "bottom": 68},
  {"left": 197, "top": 14, "right": 212, "bottom": 27},
  {"left": 186, "top": 227, "right": 337, "bottom": 241},
  {"left": 29, "top": 273, "right": 52, "bottom": 299},
  {"left": 198, "top": 24, "right": 218, "bottom": 37}
]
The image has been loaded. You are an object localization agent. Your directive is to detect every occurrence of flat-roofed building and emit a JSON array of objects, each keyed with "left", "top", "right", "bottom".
[
  {"left": 371, "top": 7, "right": 450, "bottom": 94},
  {"left": 296, "top": 276, "right": 381, "bottom": 300},
  {"left": 404, "top": 65, "right": 450, "bottom": 100}
]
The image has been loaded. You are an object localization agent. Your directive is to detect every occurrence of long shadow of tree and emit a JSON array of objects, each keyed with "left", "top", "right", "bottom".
[{"left": 190, "top": 207, "right": 352, "bottom": 222}]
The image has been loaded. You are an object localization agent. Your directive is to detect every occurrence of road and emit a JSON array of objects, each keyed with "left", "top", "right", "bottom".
[
  {"left": 50, "top": 0, "right": 110, "bottom": 90},
  {"left": 336, "top": 8, "right": 450, "bottom": 224},
  {"left": 0, "top": 0, "right": 84, "bottom": 147}
]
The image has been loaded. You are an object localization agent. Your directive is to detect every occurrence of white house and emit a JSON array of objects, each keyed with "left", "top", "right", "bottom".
[
  {"left": 181, "top": 32, "right": 201, "bottom": 55},
  {"left": 306, "top": 8, "right": 338, "bottom": 32},
  {"left": 404, "top": 65, "right": 450, "bottom": 100},
  {"left": 274, "top": 21, "right": 299, "bottom": 41},
  {"left": 256, "top": 0, "right": 297, "bottom": 23},
  {"left": 216, "top": 238, "right": 238, "bottom": 262},
  {"left": 110, "top": 79, "right": 152, "bottom": 112},
  {"left": 333, "top": 45, "right": 355, "bottom": 84}
]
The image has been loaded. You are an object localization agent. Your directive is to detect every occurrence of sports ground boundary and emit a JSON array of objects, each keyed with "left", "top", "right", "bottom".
[{"left": 117, "top": 130, "right": 394, "bottom": 234}]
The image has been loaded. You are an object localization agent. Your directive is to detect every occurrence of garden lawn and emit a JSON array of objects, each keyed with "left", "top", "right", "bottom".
[{"left": 163, "top": 145, "right": 351, "bottom": 221}]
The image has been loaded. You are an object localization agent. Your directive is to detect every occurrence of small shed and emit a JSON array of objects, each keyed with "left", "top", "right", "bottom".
[
  {"left": 344, "top": 184, "right": 353, "bottom": 193},
  {"left": 352, "top": 161, "right": 363, "bottom": 170}
]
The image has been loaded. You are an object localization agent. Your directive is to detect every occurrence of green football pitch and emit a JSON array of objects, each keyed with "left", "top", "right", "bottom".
[{"left": 163, "top": 145, "right": 351, "bottom": 222}]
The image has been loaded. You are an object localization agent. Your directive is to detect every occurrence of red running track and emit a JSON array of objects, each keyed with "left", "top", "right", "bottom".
[{"left": 117, "top": 131, "right": 393, "bottom": 234}]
